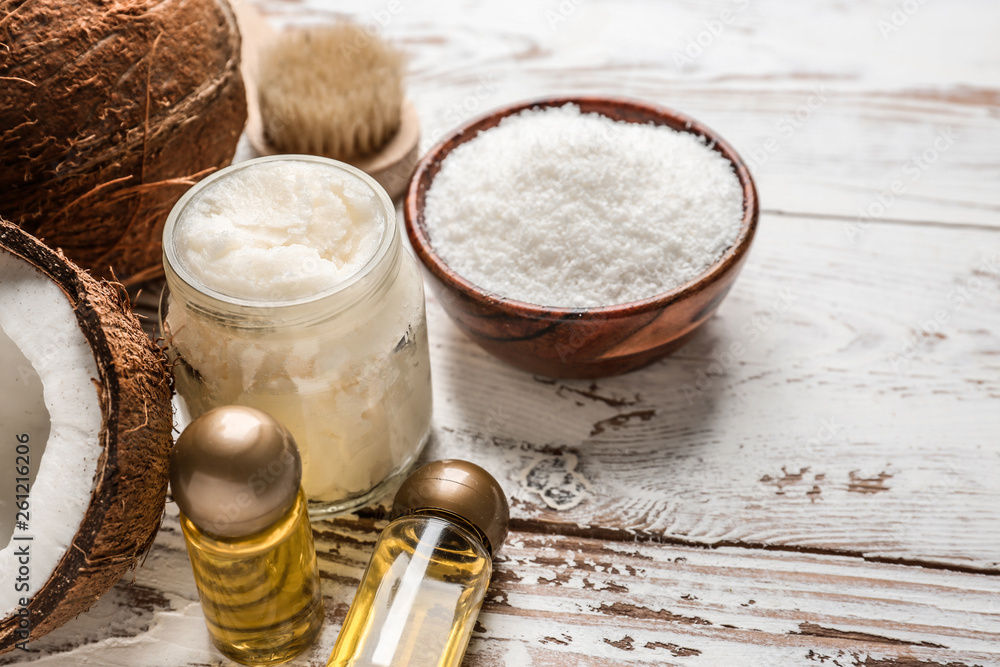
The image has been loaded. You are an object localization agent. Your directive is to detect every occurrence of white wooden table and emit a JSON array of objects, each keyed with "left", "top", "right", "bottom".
[{"left": 7, "top": 0, "right": 1000, "bottom": 665}]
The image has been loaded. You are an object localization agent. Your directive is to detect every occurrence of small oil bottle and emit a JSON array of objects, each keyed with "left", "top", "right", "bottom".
[
  {"left": 170, "top": 406, "right": 325, "bottom": 665},
  {"left": 326, "top": 459, "right": 509, "bottom": 667}
]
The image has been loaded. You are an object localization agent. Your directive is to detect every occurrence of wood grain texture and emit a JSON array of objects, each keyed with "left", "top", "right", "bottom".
[
  {"left": 3, "top": 510, "right": 998, "bottom": 666},
  {"left": 259, "top": 0, "right": 1000, "bottom": 228},
  {"left": 9, "top": 0, "right": 1000, "bottom": 664},
  {"left": 423, "top": 212, "right": 1000, "bottom": 571}
]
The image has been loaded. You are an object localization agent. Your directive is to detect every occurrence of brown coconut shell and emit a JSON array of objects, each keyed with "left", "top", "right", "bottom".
[
  {"left": 0, "top": 219, "right": 174, "bottom": 652},
  {"left": 0, "top": 0, "right": 247, "bottom": 283}
]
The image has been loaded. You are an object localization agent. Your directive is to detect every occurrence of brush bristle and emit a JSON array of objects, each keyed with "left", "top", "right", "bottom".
[{"left": 258, "top": 23, "right": 404, "bottom": 161}]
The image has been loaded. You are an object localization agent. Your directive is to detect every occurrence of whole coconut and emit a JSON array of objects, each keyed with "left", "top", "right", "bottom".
[{"left": 0, "top": 0, "right": 247, "bottom": 282}]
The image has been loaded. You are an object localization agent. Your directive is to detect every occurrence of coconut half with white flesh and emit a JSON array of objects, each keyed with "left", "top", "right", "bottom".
[{"left": 0, "top": 219, "right": 172, "bottom": 652}]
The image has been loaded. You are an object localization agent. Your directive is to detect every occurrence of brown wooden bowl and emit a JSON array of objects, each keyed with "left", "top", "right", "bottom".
[{"left": 404, "top": 96, "right": 759, "bottom": 379}]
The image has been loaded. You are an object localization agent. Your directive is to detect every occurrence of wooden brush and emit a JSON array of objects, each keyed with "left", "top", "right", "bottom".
[
  {"left": 237, "top": 9, "right": 421, "bottom": 199},
  {"left": 259, "top": 24, "right": 404, "bottom": 161}
]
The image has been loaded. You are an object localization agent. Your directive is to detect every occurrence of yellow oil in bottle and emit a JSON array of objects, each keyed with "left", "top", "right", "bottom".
[
  {"left": 181, "top": 490, "right": 324, "bottom": 665},
  {"left": 327, "top": 514, "right": 491, "bottom": 667}
]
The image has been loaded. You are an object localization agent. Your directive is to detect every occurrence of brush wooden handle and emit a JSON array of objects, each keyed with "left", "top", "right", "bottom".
[{"left": 234, "top": 2, "right": 420, "bottom": 200}]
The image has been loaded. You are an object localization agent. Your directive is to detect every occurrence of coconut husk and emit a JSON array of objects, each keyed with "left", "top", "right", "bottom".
[
  {"left": 0, "top": 0, "right": 247, "bottom": 283},
  {"left": 0, "top": 219, "right": 174, "bottom": 652}
]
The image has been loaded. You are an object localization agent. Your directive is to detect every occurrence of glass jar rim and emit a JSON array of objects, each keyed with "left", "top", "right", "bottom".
[{"left": 162, "top": 154, "right": 397, "bottom": 310}]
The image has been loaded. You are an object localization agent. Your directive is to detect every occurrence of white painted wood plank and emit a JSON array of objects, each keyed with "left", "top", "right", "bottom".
[
  {"left": 246, "top": 0, "right": 1000, "bottom": 227},
  {"left": 140, "top": 204, "right": 998, "bottom": 567},
  {"left": 26, "top": 0, "right": 1000, "bottom": 663},
  {"left": 421, "top": 211, "right": 1000, "bottom": 570},
  {"left": 4, "top": 511, "right": 998, "bottom": 666}
]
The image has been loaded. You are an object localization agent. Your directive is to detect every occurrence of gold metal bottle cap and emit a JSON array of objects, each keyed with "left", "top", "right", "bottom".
[
  {"left": 393, "top": 459, "right": 509, "bottom": 556},
  {"left": 170, "top": 406, "right": 302, "bottom": 538}
]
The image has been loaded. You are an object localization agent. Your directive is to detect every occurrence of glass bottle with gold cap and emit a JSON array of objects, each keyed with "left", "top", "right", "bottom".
[
  {"left": 326, "top": 459, "right": 509, "bottom": 667},
  {"left": 170, "top": 405, "right": 325, "bottom": 665}
]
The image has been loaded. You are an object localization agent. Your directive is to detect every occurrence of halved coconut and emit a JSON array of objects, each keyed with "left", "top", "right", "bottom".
[{"left": 0, "top": 219, "right": 172, "bottom": 652}]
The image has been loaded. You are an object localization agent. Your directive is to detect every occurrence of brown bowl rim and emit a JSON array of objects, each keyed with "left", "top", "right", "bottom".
[{"left": 404, "top": 95, "right": 759, "bottom": 322}]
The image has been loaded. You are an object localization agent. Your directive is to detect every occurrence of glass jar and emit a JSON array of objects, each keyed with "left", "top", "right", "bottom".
[
  {"left": 171, "top": 406, "right": 324, "bottom": 665},
  {"left": 325, "top": 459, "right": 508, "bottom": 667},
  {"left": 326, "top": 515, "right": 491, "bottom": 667},
  {"left": 159, "top": 155, "right": 433, "bottom": 517},
  {"left": 180, "top": 490, "right": 324, "bottom": 665}
]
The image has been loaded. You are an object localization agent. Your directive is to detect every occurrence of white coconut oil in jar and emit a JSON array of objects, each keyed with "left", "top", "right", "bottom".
[{"left": 159, "top": 155, "right": 432, "bottom": 517}]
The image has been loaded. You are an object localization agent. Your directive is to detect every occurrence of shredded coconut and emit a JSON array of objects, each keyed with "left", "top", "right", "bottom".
[{"left": 423, "top": 104, "right": 744, "bottom": 308}]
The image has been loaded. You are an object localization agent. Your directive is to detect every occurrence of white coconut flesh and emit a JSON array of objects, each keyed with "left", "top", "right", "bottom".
[{"left": 0, "top": 248, "right": 103, "bottom": 615}]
